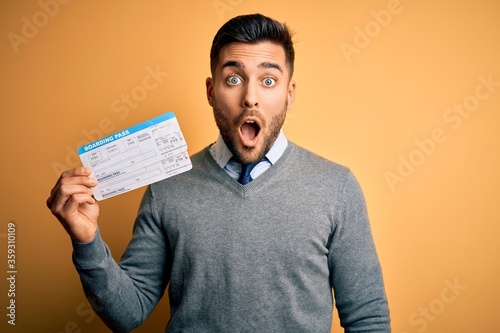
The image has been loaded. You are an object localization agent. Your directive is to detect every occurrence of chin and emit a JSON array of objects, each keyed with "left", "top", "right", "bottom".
[
  {"left": 241, "top": 144, "right": 269, "bottom": 164},
  {"left": 231, "top": 143, "right": 262, "bottom": 164}
]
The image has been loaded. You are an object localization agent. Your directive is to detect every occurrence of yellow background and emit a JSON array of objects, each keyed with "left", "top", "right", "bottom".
[{"left": 1, "top": 0, "right": 499, "bottom": 332}]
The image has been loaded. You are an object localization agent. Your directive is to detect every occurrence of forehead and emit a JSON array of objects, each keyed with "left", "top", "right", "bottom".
[{"left": 216, "top": 41, "right": 288, "bottom": 74}]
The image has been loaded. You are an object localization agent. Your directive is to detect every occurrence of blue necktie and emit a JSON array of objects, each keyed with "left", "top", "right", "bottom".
[{"left": 238, "top": 162, "right": 258, "bottom": 185}]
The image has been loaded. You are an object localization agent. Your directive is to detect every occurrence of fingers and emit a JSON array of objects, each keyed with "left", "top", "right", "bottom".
[
  {"left": 58, "top": 193, "right": 96, "bottom": 219},
  {"left": 52, "top": 167, "right": 95, "bottom": 194},
  {"left": 61, "top": 166, "right": 93, "bottom": 179},
  {"left": 50, "top": 183, "right": 93, "bottom": 215},
  {"left": 46, "top": 167, "right": 97, "bottom": 210},
  {"left": 46, "top": 167, "right": 100, "bottom": 242}
]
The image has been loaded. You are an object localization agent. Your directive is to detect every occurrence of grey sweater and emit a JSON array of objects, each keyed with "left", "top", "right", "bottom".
[{"left": 73, "top": 142, "right": 390, "bottom": 332}]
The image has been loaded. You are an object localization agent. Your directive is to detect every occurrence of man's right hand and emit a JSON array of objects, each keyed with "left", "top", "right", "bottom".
[{"left": 46, "top": 167, "right": 100, "bottom": 243}]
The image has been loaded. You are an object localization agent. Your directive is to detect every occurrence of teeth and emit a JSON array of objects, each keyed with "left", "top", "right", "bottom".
[{"left": 245, "top": 120, "right": 255, "bottom": 123}]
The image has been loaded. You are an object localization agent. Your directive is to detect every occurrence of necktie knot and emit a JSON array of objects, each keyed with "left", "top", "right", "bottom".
[{"left": 238, "top": 162, "right": 258, "bottom": 185}]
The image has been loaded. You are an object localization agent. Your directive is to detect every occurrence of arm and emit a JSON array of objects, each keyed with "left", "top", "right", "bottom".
[
  {"left": 73, "top": 187, "right": 169, "bottom": 332},
  {"left": 328, "top": 171, "right": 391, "bottom": 332},
  {"left": 47, "top": 169, "right": 169, "bottom": 332}
]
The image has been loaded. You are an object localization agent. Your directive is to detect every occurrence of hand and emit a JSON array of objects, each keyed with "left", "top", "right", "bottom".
[{"left": 46, "top": 167, "right": 100, "bottom": 243}]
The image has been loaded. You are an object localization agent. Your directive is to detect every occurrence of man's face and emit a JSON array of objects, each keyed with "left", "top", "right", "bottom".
[{"left": 206, "top": 41, "right": 296, "bottom": 164}]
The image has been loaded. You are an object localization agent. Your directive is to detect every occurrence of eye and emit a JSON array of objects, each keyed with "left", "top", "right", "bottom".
[
  {"left": 263, "top": 77, "right": 276, "bottom": 87},
  {"left": 226, "top": 76, "right": 241, "bottom": 85}
]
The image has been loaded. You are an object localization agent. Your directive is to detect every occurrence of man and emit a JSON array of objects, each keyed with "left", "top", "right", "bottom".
[{"left": 47, "top": 13, "right": 390, "bottom": 332}]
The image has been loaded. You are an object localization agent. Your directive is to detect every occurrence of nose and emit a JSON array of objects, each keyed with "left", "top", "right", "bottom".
[{"left": 242, "top": 82, "right": 258, "bottom": 108}]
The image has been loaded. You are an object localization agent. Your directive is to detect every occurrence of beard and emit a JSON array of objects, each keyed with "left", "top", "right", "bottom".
[{"left": 212, "top": 100, "right": 288, "bottom": 164}]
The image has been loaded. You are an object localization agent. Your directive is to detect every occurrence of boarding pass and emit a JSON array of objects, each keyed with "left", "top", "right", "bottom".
[{"left": 78, "top": 112, "right": 192, "bottom": 200}]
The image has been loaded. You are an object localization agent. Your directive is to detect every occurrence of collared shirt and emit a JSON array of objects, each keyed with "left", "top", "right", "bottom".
[{"left": 209, "top": 130, "right": 288, "bottom": 181}]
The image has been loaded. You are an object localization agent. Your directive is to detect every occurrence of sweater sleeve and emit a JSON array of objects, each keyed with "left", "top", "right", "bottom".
[
  {"left": 328, "top": 170, "right": 391, "bottom": 332},
  {"left": 72, "top": 186, "right": 170, "bottom": 332}
]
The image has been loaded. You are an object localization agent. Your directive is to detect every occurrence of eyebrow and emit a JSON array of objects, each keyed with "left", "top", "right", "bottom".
[{"left": 221, "top": 60, "right": 283, "bottom": 74}]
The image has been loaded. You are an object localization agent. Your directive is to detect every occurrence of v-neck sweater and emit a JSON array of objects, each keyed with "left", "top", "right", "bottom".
[{"left": 72, "top": 142, "right": 390, "bottom": 332}]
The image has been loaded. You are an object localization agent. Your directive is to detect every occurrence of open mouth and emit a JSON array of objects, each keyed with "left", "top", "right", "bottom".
[{"left": 239, "top": 119, "right": 261, "bottom": 146}]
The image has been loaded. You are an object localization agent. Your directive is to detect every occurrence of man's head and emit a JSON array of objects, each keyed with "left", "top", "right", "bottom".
[{"left": 206, "top": 14, "right": 296, "bottom": 164}]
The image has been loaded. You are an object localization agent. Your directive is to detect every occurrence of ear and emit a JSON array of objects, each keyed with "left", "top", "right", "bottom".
[
  {"left": 206, "top": 77, "right": 214, "bottom": 107},
  {"left": 286, "top": 79, "right": 296, "bottom": 110}
]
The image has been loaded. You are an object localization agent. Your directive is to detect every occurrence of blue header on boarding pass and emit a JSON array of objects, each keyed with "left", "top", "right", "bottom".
[{"left": 77, "top": 112, "right": 176, "bottom": 154}]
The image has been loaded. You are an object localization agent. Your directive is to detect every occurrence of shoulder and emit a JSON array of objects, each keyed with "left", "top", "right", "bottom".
[
  {"left": 287, "top": 142, "right": 364, "bottom": 195},
  {"left": 288, "top": 142, "right": 351, "bottom": 177}
]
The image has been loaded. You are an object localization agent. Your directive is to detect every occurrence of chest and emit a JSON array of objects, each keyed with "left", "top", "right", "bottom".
[{"left": 160, "top": 182, "right": 336, "bottom": 272}]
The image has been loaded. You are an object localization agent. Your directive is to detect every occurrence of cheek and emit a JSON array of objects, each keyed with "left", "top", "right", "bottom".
[
  {"left": 263, "top": 90, "right": 288, "bottom": 110},
  {"left": 262, "top": 86, "right": 288, "bottom": 105},
  {"left": 214, "top": 88, "right": 241, "bottom": 110}
]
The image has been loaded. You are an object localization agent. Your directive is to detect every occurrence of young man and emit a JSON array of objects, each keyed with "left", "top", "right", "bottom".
[{"left": 47, "top": 14, "right": 390, "bottom": 332}]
